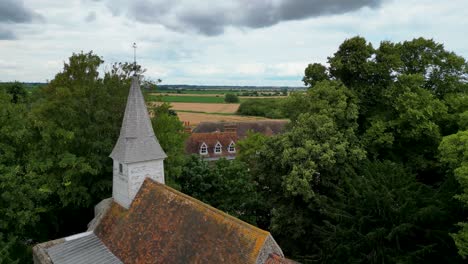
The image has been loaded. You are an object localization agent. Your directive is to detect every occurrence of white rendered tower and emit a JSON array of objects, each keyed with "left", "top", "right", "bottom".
[{"left": 110, "top": 75, "right": 166, "bottom": 208}]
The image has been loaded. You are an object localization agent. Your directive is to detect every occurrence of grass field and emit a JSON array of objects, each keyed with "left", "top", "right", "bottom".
[
  {"left": 159, "top": 89, "right": 241, "bottom": 95},
  {"left": 146, "top": 93, "right": 286, "bottom": 125},
  {"left": 147, "top": 94, "right": 226, "bottom": 103},
  {"left": 148, "top": 93, "right": 286, "bottom": 104}
]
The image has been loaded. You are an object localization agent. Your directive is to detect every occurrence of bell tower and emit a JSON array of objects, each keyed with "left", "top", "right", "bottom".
[{"left": 110, "top": 74, "right": 166, "bottom": 209}]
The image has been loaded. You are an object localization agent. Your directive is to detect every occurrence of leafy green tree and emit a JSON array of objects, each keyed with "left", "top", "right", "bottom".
[
  {"left": 178, "top": 156, "right": 260, "bottom": 225},
  {"left": 0, "top": 90, "right": 48, "bottom": 263},
  {"left": 302, "top": 63, "right": 329, "bottom": 87},
  {"left": 224, "top": 93, "right": 239, "bottom": 103},
  {"left": 245, "top": 80, "right": 365, "bottom": 259},
  {"left": 28, "top": 51, "right": 129, "bottom": 209},
  {"left": 5, "top": 82, "right": 27, "bottom": 104},
  {"left": 0, "top": 234, "right": 19, "bottom": 264},
  {"left": 439, "top": 131, "right": 468, "bottom": 257},
  {"left": 317, "top": 161, "right": 460, "bottom": 263},
  {"left": 150, "top": 102, "right": 188, "bottom": 187}
]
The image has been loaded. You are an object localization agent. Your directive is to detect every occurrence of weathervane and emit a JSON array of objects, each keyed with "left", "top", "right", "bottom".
[{"left": 132, "top": 42, "right": 137, "bottom": 76}]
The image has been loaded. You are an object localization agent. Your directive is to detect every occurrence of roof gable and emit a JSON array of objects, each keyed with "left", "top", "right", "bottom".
[{"left": 96, "top": 178, "right": 271, "bottom": 263}]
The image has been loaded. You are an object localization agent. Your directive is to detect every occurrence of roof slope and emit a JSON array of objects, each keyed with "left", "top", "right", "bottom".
[
  {"left": 185, "top": 132, "right": 238, "bottom": 159},
  {"left": 46, "top": 232, "right": 122, "bottom": 264},
  {"left": 192, "top": 121, "right": 288, "bottom": 138},
  {"left": 110, "top": 76, "right": 166, "bottom": 163},
  {"left": 96, "top": 178, "right": 271, "bottom": 264}
]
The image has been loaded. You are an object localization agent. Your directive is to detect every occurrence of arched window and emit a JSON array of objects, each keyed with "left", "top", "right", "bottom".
[
  {"left": 228, "top": 141, "right": 236, "bottom": 153},
  {"left": 214, "top": 142, "right": 222, "bottom": 154},
  {"left": 200, "top": 143, "right": 208, "bottom": 155}
]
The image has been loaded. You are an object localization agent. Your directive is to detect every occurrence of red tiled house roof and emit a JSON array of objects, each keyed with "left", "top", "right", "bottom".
[
  {"left": 95, "top": 178, "right": 284, "bottom": 264},
  {"left": 185, "top": 132, "right": 238, "bottom": 160},
  {"left": 192, "top": 121, "right": 289, "bottom": 138}
]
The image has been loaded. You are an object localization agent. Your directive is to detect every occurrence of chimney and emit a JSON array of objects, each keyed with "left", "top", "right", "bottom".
[{"left": 184, "top": 121, "right": 192, "bottom": 134}]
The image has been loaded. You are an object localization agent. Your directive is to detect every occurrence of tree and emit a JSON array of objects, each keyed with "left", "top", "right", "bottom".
[
  {"left": 224, "top": 93, "right": 239, "bottom": 103},
  {"left": 178, "top": 156, "right": 260, "bottom": 225},
  {"left": 243, "top": 80, "right": 365, "bottom": 259},
  {"left": 302, "top": 63, "right": 329, "bottom": 87},
  {"left": 0, "top": 90, "right": 46, "bottom": 263},
  {"left": 28, "top": 51, "right": 129, "bottom": 209},
  {"left": 5, "top": 82, "right": 27, "bottom": 104},
  {"left": 150, "top": 102, "right": 188, "bottom": 187},
  {"left": 317, "top": 161, "right": 460, "bottom": 263},
  {"left": 439, "top": 131, "right": 468, "bottom": 257}
]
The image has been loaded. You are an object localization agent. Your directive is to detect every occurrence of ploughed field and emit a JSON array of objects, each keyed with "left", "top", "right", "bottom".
[
  {"left": 147, "top": 92, "right": 284, "bottom": 125},
  {"left": 170, "top": 102, "right": 240, "bottom": 113}
]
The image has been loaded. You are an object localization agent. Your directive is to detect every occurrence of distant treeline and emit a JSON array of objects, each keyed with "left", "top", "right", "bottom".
[{"left": 237, "top": 98, "right": 287, "bottom": 119}]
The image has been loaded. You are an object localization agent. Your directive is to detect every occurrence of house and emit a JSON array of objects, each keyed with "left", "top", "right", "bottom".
[
  {"left": 32, "top": 75, "right": 295, "bottom": 264},
  {"left": 185, "top": 121, "right": 288, "bottom": 160},
  {"left": 185, "top": 132, "right": 238, "bottom": 161},
  {"left": 192, "top": 120, "right": 288, "bottom": 138}
]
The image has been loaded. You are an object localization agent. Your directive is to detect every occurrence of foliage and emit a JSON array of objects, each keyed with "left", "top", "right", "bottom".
[
  {"left": 439, "top": 130, "right": 468, "bottom": 257},
  {"left": 150, "top": 102, "right": 188, "bottom": 187},
  {"left": 237, "top": 98, "right": 286, "bottom": 118},
  {"left": 224, "top": 93, "right": 240, "bottom": 103},
  {"left": 318, "top": 161, "right": 459, "bottom": 263},
  {"left": 0, "top": 234, "right": 19, "bottom": 264},
  {"left": 238, "top": 36, "right": 468, "bottom": 262},
  {"left": 27, "top": 51, "right": 129, "bottom": 209},
  {"left": 178, "top": 156, "right": 261, "bottom": 225},
  {"left": 302, "top": 63, "right": 329, "bottom": 87},
  {"left": 3, "top": 82, "right": 27, "bottom": 104}
]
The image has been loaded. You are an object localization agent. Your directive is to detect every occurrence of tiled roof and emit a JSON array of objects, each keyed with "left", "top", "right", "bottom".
[
  {"left": 265, "top": 254, "right": 299, "bottom": 264},
  {"left": 110, "top": 76, "right": 166, "bottom": 163},
  {"left": 96, "top": 178, "right": 273, "bottom": 264},
  {"left": 192, "top": 121, "right": 289, "bottom": 138},
  {"left": 185, "top": 132, "right": 238, "bottom": 159},
  {"left": 46, "top": 232, "right": 122, "bottom": 264}
]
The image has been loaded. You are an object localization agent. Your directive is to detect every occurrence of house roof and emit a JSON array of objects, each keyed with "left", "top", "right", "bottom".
[
  {"left": 95, "top": 178, "right": 277, "bottom": 264},
  {"left": 185, "top": 132, "right": 238, "bottom": 159},
  {"left": 110, "top": 76, "right": 166, "bottom": 163},
  {"left": 192, "top": 121, "right": 288, "bottom": 138},
  {"left": 46, "top": 232, "right": 122, "bottom": 264}
]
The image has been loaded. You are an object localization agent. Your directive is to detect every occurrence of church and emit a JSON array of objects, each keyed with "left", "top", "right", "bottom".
[{"left": 32, "top": 74, "right": 295, "bottom": 263}]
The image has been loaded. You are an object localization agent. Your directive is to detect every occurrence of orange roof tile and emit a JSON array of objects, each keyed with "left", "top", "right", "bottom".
[
  {"left": 185, "top": 132, "right": 238, "bottom": 159},
  {"left": 96, "top": 178, "right": 271, "bottom": 263}
]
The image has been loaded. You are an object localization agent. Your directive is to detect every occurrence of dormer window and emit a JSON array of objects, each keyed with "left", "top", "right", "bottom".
[
  {"left": 200, "top": 143, "right": 208, "bottom": 155},
  {"left": 214, "top": 142, "right": 222, "bottom": 154},
  {"left": 228, "top": 141, "right": 236, "bottom": 153}
]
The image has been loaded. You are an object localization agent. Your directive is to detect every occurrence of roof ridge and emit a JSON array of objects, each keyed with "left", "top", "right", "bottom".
[{"left": 143, "top": 178, "right": 270, "bottom": 236}]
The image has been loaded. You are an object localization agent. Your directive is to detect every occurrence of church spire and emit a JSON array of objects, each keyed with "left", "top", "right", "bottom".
[
  {"left": 110, "top": 70, "right": 167, "bottom": 208},
  {"left": 110, "top": 76, "right": 166, "bottom": 163}
]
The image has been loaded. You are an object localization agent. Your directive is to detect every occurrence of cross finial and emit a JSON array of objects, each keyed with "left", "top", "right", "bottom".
[{"left": 132, "top": 42, "right": 137, "bottom": 76}]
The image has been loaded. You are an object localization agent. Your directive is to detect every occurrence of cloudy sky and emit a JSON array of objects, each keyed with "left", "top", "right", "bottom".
[{"left": 1, "top": 0, "right": 467, "bottom": 86}]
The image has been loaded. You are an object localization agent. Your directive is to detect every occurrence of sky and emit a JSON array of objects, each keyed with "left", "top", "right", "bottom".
[{"left": 0, "top": 0, "right": 467, "bottom": 86}]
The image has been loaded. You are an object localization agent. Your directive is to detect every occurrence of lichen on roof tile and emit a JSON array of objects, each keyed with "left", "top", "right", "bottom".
[{"left": 96, "top": 178, "right": 271, "bottom": 264}]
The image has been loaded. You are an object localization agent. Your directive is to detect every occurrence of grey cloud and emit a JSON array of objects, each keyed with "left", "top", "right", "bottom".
[
  {"left": 0, "top": 0, "right": 43, "bottom": 23},
  {"left": 0, "top": 28, "right": 15, "bottom": 40},
  {"left": 101, "top": 0, "right": 384, "bottom": 35}
]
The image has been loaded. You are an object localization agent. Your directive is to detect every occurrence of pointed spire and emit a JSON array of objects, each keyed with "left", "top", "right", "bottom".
[
  {"left": 132, "top": 42, "right": 137, "bottom": 76},
  {"left": 110, "top": 75, "right": 167, "bottom": 163}
]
